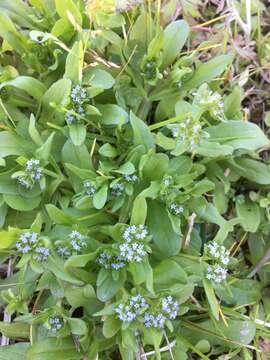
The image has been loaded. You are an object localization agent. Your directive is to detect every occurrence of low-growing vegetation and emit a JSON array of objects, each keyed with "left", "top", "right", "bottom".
[{"left": 0, "top": 0, "right": 269, "bottom": 359}]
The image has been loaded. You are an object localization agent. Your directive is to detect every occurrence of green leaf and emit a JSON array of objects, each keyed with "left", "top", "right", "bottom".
[
  {"left": 4, "top": 194, "right": 41, "bottom": 211},
  {"left": 0, "top": 343, "right": 29, "bottom": 360},
  {"left": 69, "top": 124, "right": 86, "bottom": 146},
  {"left": 0, "top": 227, "right": 20, "bottom": 249},
  {"left": 64, "top": 163, "right": 95, "bottom": 180},
  {"left": 67, "top": 318, "right": 87, "bottom": 336},
  {"left": 115, "top": 162, "right": 135, "bottom": 175},
  {"left": 182, "top": 319, "right": 256, "bottom": 348},
  {"left": 96, "top": 104, "right": 128, "bottom": 126},
  {"left": 224, "top": 87, "right": 243, "bottom": 119},
  {"left": 55, "top": 0, "right": 82, "bottom": 25},
  {"left": 65, "top": 252, "right": 97, "bottom": 268},
  {"left": 47, "top": 257, "right": 83, "bottom": 285},
  {"left": 236, "top": 197, "right": 260, "bottom": 233},
  {"left": 93, "top": 185, "right": 108, "bottom": 209},
  {"left": 225, "top": 158, "right": 270, "bottom": 185},
  {"left": 26, "top": 337, "right": 81, "bottom": 360},
  {"left": 99, "top": 143, "right": 118, "bottom": 158},
  {"left": 64, "top": 41, "right": 84, "bottom": 84},
  {"left": 0, "top": 131, "right": 33, "bottom": 158},
  {"left": 196, "top": 141, "right": 233, "bottom": 157},
  {"left": 206, "top": 120, "right": 270, "bottom": 151},
  {"left": 65, "top": 284, "right": 97, "bottom": 308},
  {"left": 153, "top": 259, "right": 187, "bottom": 291},
  {"left": 162, "top": 20, "right": 189, "bottom": 68},
  {"left": 130, "top": 112, "right": 155, "bottom": 152},
  {"left": 131, "top": 197, "right": 147, "bottom": 225},
  {"left": 83, "top": 68, "right": 115, "bottom": 89},
  {"left": 40, "top": 79, "right": 72, "bottom": 123},
  {"left": 182, "top": 55, "right": 233, "bottom": 91},
  {"left": 28, "top": 114, "right": 43, "bottom": 146},
  {"left": 203, "top": 279, "right": 219, "bottom": 320},
  {"left": 0, "top": 321, "right": 29, "bottom": 339},
  {"left": 35, "top": 132, "right": 55, "bottom": 161},
  {"left": 97, "top": 269, "right": 126, "bottom": 301},
  {"left": 45, "top": 204, "right": 76, "bottom": 225},
  {"left": 103, "top": 317, "right": 121, "bottom": 338},
  {"left": 0, "top": 76, "right": 46, "bottom": 100},
  {"left": 147, "top": 200, "right": 181, "bottom": 256},
  {"left": 142, "top": 153, "right": 169, "bottom": 181}
]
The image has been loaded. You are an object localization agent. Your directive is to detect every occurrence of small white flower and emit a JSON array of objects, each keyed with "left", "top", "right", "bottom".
[
  {"left": 69, "top": 231, "right": 86, "bottom": 252},
  {"left": 169, "top": 203, "right": 184, "bottom": 215}
]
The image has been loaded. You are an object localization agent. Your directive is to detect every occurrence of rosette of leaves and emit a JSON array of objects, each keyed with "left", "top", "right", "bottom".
[{"left": 0, "top": 1, "right": 269, "bottom": 359}]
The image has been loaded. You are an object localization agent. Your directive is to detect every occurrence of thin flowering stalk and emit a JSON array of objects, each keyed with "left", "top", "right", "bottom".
[{"left": 148, "top": 112, "right": 191, "bottom": 130}]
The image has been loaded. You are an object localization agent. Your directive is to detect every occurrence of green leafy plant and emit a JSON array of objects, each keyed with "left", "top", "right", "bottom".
[{"left": 0, "top": 1, "right": 269, "bottom": 359}]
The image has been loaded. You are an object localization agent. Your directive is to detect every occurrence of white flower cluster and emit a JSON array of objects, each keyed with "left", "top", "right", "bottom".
[
  {"left": 144, "top": 296, "right": 180, "bottom": 329},
  {"left": 169, "top": 203, "right": 184, "bottom": 215},
  {"left": 48, "top": 315, "right": 64, "bottom": 332},
  {"left": 119, "top": 242, "right": 146, "bottom": 263},
  {"left": 118, "top": 225, "right": 149, "bottom": 263},
  {"left": 111, "top": 182, "right": 125, "bottom": 197},
  {"left": 69, "top": 230, "right": 86, "bottom": 252},
  {"left": 33, "top": 246, "right": 50, "bottom": 262},
  {"left": 122, "top": 225, "right": 148, "bottom": 242},
  {"left": 16, "top": 232, "right": 39, "bottom": 254},
  {"left": 205, "top": 241, "right": 230, "bottom": 266},
  {"left": 97, "top": 251, "right": 126, "bottom": 270},
  {"left": 161, "top": 296, "right": 180, "bottom": 320},
  {"left": 115, "top": 294, "right": 149, "bottom": 322},
  {"left": 167, "top": 118, "right": 203, "bottom": 151},
  {"left": 205, "top": 241, "right": 230, "bottom": 284},
  {"left": 206, "top": 264, "right": 227, "bottom": 283},
  {"left": 65, "top": 85, "right": 87, "bottom": 124},
  {"left": 115, "top": 294, "right": 180, "bottom": 330},
  {"left": 16, "top": 232, "right": 50, "bottom": 262},
  {"left": 143, "top": 312, "right": 167, "bottom": 328},
  {"left": 83, "top": 180, "right": 96, "bottom": 196},
  {"left": 18, "top": 159, "right": 43, "bottom": 189},
  {"left": 123, "top": 174, "right": 138, "bottom": 183},
  {"left": 193, "top": 87, "right": 224, "bottom": 120}
]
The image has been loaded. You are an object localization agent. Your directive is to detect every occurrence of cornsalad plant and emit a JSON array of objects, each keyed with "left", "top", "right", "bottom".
[{"left": 0, "top": 0, "right": 269, "bottom": 359}]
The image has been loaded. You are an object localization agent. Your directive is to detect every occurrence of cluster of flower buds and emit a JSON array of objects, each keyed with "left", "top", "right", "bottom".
[
  {"left": 48, "top": 315, "right": 64, "bottom": 332},
  {"left": 65, "top": 85, "right": 87, "bottom": 124},
  {"left": 123, "top": 174, "right": 138, "bottom": 183},
  {"left": 83, "top": 180, "right": 96, "bottom": 197},
  {"left": 56, "top": 245, "right": 71, "bottom": 259},
  {"left": 115, "top": 294, "right": 180, "bottom": 330},
  {"left": 69, "top": 230, "right": 86, "bottom": 252},
  {"left": 18, "top": 159, "right": 43, "bottom": 189},
  {"left": 111, "top": 182, "right": 125, "bottom": 197},
  {"left": 169, "top": 202, "right": 184, "bottom": 215},
  {"left": 205, "top": 241, "right": 230, "bottom": 284},
  {"left": 16, "top": 231, "right": 50, "bottom": 262},
  {"left": 97, "top": 251, "right": 126, "bottom": 270},
  {"left": 167, "top": 117, "right": 203, "bottom": 151}
]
